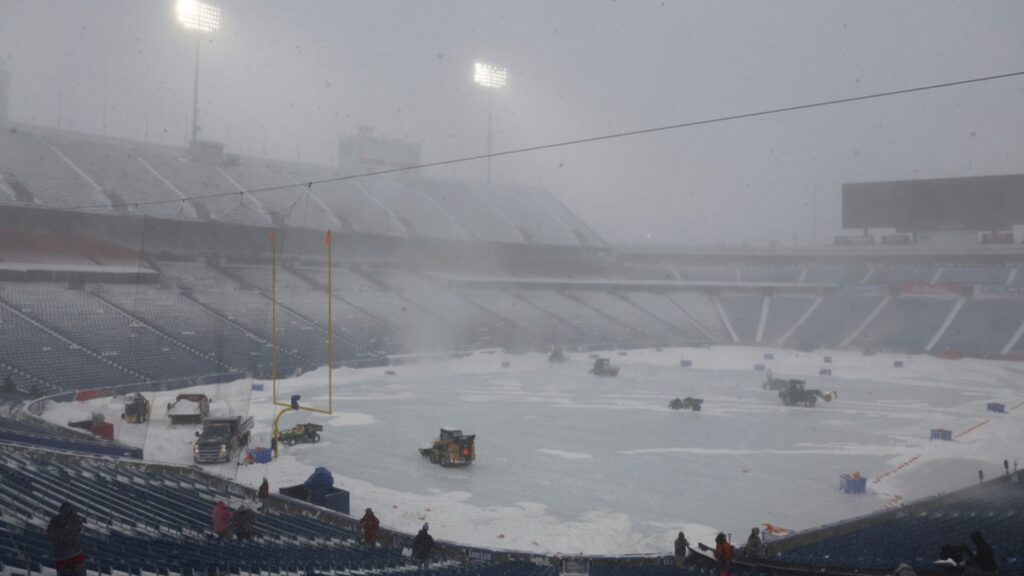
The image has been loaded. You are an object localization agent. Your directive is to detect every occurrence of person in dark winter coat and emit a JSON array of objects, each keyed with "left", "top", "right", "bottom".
[
  {"left": 744, "top": 527, "right": 764, "bottom": 558},
  {"left": 360, "top": 508, "right": 381, "bottom": 546},
  {"left": 47, "top": 502, "right": 86, "bottom": 575},
  {"left": 673, "top": 531, "right": 689, "bottom": 567},
  {"left": 969, "top": 531, "right": 997, "bottom": 572},
  {"left": 412, "top": 523, "right": 434, "bottom": 568},
  {"left": 303, "top": 467, "right": 334, "bottom": 506},
  {"left": 233, "top": 505, "right": 256, "bottom": 541},
  {"left": 258, "top": 477, "right": 269, "bottom": 502}
]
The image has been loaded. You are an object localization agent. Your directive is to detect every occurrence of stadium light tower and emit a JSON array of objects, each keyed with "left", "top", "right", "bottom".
[
  {"left": 474, "top": 62, "right": 506, "bottom": 183},
  {"left": 176, "top": 0, "right": 221, "bottom": 144}
]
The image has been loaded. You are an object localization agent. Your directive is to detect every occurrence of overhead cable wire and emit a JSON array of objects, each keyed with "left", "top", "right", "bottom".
[{"left": 62, "top": 69, "right": 1024, "bottom": 213}]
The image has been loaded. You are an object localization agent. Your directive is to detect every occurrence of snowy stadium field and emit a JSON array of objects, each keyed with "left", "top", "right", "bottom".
[{"left": 41, "top": 346, "right": 1024, "bottom": 556}]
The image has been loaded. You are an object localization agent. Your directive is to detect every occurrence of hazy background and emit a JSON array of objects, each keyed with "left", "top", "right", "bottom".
[{"left": 1, "top": 0, "right": 1023, "bottom": 246}]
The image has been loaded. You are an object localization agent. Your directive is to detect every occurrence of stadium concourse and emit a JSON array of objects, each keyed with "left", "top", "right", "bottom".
[{"left": 0, "top": 124, "right": 1023, "bottom": 574}]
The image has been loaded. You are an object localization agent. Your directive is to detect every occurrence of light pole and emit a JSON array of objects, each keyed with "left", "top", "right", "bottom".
[
  {"left": 474, "top": 62, "right": 506, "bottom": 183},
  {"left": 176, "top": 0, "right": 221, "bottom": 144}
]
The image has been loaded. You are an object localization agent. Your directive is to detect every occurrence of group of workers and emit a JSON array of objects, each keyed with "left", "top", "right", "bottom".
[{"left": 674, "top": 529, "right": 754, "bottom": 576}]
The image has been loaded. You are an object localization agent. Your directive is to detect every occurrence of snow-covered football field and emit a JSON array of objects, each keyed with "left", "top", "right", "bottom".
[{"left": 41, "top": 346, "right": 1024, "bottom": 556}]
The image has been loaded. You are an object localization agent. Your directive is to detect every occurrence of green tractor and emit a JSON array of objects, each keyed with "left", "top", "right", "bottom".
[
  {"left": 278, "top": 423, "right": 323, "bottom": 446},
  {"left": 778, "top": 380, "right": 837, "bottom": 407}
]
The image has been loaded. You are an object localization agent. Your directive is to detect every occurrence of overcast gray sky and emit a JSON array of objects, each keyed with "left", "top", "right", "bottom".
[{"left": 1, "top": 1, "right": 1023, "bottom": 246}]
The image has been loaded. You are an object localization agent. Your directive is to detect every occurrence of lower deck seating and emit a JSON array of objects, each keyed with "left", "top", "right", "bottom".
[
  {"left": 0, "top": 445, "right": 422, "bottom": 575},
  {"left": 776, "top": 475, "right": 1024, "bottom": 574}
]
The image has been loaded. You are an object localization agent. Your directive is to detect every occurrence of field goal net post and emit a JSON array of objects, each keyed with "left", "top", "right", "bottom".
[{"left": 270, "top": 229, "right": 334, "bottom": 458}]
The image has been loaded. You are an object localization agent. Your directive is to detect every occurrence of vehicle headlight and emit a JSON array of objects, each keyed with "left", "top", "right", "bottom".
[
  {"left": 193, "top": 444, "right": 199, "bottom": 453},
  {"left": 219, "top": 445, "right": 227, "bottom": 453}
]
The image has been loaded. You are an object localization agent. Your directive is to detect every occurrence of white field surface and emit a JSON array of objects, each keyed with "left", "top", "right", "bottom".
[{"left": 40, "top": 346, "right": 1024, "bottom": 556}]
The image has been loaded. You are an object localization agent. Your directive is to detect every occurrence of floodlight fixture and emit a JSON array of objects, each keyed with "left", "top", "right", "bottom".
[
  {"left": 176, "top": 0, "right": 220, "bottom": 144},
  {"left": 177, "top": 0, "right": 221, "bottom": 33},
  {"left": 473, "top": 62, "right": 507, "bottom": 183},
  {"left": 474, "top": 62, "right": 507, "bottom": 89}
]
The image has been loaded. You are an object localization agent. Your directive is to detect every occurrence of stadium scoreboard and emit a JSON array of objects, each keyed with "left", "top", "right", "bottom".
[{"left": 842, "top": 174, "right": 1024, "bottom": 231}]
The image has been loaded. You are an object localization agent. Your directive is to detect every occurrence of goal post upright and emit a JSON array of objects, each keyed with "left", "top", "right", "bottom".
[
  {"left": 271, "top": 229, "right": 334, "bottom": 459},
  {"left": 327, "top": 229, "right": 333, "bottom": 415},
  {"left": 271, "top": 229, "right": 277, "bottom": 409}
]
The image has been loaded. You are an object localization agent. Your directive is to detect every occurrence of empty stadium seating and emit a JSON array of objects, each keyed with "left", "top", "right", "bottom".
[
  {"left": 665, "top": 292, "right": 730, "bottom": 342},
  {"left": 762, "top": 295, "right": 817, "bottom": 343},
  {"left": 788, "top": 293, "right": 884, "bottom": 350},
  {"left": 94, "top": 283, "right": 282, "bottom": 377},
  {"left": 0, "top": 444, "right": 436, "bottom": 574},
  {"left": 620, "top": 291, "right": 716, "bottom": 344},
  {"left": 857, "top": 298, "right": 955, "bottom": 353},
  {"left": 775, "top": 474, "right": 1024, "bottom": 574},
  {"left": 458, "top": 287, "right": 581, "bottom": 348},
  {"left": 5, "top": 249, "right": 1024, "bottom": 392},
  {"left": 1, "top": 283, "right": 225, "bottom": 381},
  {"left": 0, "top": 294, "right": 142, "bottom": 392},
  {"left": 1, "top": 125, "right": 597, "bottom": 248},
  {"left": 718, "top": 294, "right": 764, "bottom": 342}
]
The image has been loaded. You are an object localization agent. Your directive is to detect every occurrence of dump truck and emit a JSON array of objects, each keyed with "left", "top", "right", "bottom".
[
  {"left": 121, "top": 393, "right": 151, "bottom": 424},
  {"left": 278, "top": 422, "right": 323, "bottom": 446},
  {"left": 167, "top": 393, "right": 210, "bottom": 425},
  {"left": 193, "top": 416, "right": 253, "bottom": 464},
  {"left": 589, "top": 358, "right": 619, "bottom": 376},
  {"left": 778, "top": 380, "right": 837, "bottom": 407},
  {"left": 669, "top": 397, "right": 703, "bottom": 411},
  {"left": 419, "top": 428, "right": 476, "bottom": 467}
]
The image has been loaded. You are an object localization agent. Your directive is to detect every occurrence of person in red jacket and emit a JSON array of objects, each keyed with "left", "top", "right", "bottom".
[
  {"left": 359, "top": 508, "right": 381, "bottom": 546},
  {"left": 714, "top": 532, "right": 735, "bottom": 576},
  {"left": 211, "top": 501, "right": 233, "bottom": 539}
]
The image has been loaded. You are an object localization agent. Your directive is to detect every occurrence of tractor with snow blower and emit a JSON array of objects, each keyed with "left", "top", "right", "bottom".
[
  {"left": 121, "top": 393, "right": 151, "bottom": 423},
  {"left": 778, "top": 380, "right": 837, "bottom": 407},
  {"left": 420, "top": 428, "right": 476, "bottom": 467}
]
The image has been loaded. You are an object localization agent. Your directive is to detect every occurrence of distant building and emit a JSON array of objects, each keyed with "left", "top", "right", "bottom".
[{"left": 337, "top": 127, "right": 420, "bottom": 178}]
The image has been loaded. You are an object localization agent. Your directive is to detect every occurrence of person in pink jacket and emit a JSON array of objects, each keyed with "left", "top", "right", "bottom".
[{"left": 211, "top": 501, "right": 233, "bottom": 539}]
